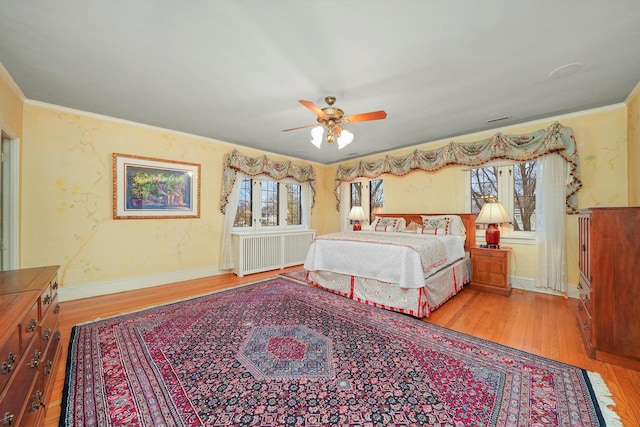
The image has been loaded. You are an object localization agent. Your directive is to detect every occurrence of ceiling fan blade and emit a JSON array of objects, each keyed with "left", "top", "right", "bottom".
[
  {"left": 299, "top": 100, "right": 328, "bottom": 119},
  {"left": 282, "top": 123, "right": 317, "bottom": 132},
  {"left": 343, "top": 110, "right": 387, "bottom": 123}
]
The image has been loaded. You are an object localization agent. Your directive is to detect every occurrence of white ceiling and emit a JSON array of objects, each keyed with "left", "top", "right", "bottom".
[{"left": 1, "top": 1, "right": 639, "bottom": 164}]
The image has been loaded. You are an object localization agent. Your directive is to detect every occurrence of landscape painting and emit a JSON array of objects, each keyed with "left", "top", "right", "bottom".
[{"left": 113, "top": 153, "right": 201, "bottom": 219}]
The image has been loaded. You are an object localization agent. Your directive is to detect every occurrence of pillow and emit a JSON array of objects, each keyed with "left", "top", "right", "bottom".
[
  {"left": 371, "top": 216, "right": 406, "bottom": 232},
  {"left": 417, "top": 218, "right": 451, "bottom": 235},
  {"left": 405, "top": 220, "right": 421, "bottom": 231},
  {"left": 420, "top": 215, "right": 466, "bottom": 236}
]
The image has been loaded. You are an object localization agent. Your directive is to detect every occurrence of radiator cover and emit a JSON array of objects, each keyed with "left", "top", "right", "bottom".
[{"left": 232, "top": 230, "right": 315, "bottom": 277}]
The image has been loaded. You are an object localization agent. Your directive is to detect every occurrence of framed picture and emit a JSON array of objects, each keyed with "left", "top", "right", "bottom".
[{"left": 113, "top": 153, "right": 201, "bottom": 219}]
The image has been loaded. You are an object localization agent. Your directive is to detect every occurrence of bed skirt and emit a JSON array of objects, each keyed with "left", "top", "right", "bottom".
[{"left": 306, "top": 257, "right": 470, "bottom": 318}]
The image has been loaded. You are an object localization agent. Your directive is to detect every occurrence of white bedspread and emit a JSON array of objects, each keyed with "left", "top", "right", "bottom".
[{"left": 303, "top": 231, "right": 465, "bottom": 289}]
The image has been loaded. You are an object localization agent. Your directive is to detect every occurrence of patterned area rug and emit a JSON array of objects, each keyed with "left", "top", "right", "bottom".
[
  {"left": 60, "top": 277, "right": 621, "bottom": 426},
  {"left": 279, "top": 268, "right": 308, "bottom": 284}
]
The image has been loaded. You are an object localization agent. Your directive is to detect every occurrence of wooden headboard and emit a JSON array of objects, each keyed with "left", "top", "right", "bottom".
[{"left": 376, "top": 213, "right": 476, "bottom": 250}]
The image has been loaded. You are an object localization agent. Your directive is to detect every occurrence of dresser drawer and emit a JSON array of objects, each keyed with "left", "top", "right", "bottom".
[
  {"left": 576, "top": 299, "right": 594, "bottom": 358},
  {"left": 38, "top": 284, "right": 54, "bottom": 321},
  {"left": 20, "top": 300, "right": 40, "bottom": 356},
  {"left": 40, "top": 294, "right": 59, "bottom": 345},
  {"left": 473, "top": 249, "right": 508, "bottom": 259},
  {"left": 40, "top": 330, "right": 61, "bottom": 411},
  {"left": 0, "top": 344, "right": 43, "bottom": 425},
  {"left": 0, "top": 325, "right": 20, "bottom": 395}
]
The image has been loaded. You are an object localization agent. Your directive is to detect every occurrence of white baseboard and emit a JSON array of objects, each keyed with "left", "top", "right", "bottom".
[
  {"left": 510, "top": 275, "right": 579, "bottom": 299},
  {"left": 58, "top": 269, "right": 578, "bottom": 303},
  {"left": 58, "top": 266, "right": 226, "bottom": 302}
]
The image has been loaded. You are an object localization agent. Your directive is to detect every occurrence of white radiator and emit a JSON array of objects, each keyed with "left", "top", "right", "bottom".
[{"left": 232, "top": 230, "right": 315, "bottom": 277}]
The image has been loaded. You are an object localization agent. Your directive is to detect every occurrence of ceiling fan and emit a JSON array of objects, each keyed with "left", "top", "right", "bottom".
[{"left": 282, "top": 96, "right": 387, "bottom": 149}]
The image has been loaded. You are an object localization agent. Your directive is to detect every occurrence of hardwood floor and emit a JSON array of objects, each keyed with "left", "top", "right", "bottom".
[{"left": 45, "top": 268, "right": 640, "bottom": 426}]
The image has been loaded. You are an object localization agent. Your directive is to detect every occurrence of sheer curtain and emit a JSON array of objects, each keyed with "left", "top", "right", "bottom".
[
  {"left": 220, "top": 172, "right": 245, "bottom": 270},
  {"left": 535, "top": 153, "right": 568, "bottom": 292},
  {"left": 301, "top": 182, "right": 312, "bottom": 230},
  {"left": 339, "top": 182, "right": 350, "bottom": 231}
]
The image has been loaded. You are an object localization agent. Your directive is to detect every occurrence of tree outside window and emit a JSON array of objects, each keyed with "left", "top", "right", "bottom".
[
  {"left": 470, "top": 161, "right": 536, "bottom": 233},
  {"left": 234, "top": 177, "right": 253, "bottom": 227},
  {"left": 233, "top": 178, "right": 303, "bottom": 229},
  {"left": 349, "top": 179, "right": 384, "bottom": 226},
  {"left": 260, "top": 180, "right": 279, "bottom": 226},
  {"left": 286, "top": 183, "right": 302, "bottom": 226}
]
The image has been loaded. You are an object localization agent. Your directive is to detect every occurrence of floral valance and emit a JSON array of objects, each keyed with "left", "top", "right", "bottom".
[
  {"left": 220, "top": 149, "right": 316, "bottom": 213},
  {"left": 335, "top": 122, "right": 582, "bottom": 213}
]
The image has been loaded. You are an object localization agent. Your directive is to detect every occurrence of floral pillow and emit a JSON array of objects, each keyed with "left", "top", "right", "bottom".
[
  {"left": 371, "top": 217, "right": 405, "bottom": 232},
  {"left": 420, "top": 215, "right": 466, "bottom": 236},
  {"left": 418, "top": 218, "right": 451, "bottom": 235}
]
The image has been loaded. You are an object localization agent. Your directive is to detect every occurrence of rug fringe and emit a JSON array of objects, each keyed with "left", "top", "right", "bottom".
[{"left": 587, "top": 371, "right": 623, "bottom": 427}]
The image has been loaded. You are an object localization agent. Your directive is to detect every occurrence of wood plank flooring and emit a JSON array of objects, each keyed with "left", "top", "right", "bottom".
[{"left": 45, "top": 268, "right": 640, "bottom": 426}]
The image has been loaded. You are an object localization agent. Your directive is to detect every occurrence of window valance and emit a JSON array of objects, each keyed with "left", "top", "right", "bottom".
[
  {"left": 334, "top": 122, "right": 582, "bottom": 213},
  {"left": 220, "top": 149, "right": 316, "bottom": 214}
]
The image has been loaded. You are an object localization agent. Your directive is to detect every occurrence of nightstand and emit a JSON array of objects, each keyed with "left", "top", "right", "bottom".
[{"left": 469, "top": 246, "right": 512, "bottom": 296}]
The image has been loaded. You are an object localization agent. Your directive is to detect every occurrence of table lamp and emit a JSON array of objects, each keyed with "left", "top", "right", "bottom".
[
  {"left": 348, "top": 206, "right": 366, "bottom": 231},
  {"left": 476, "top": 202, "right": 510, "bottom": 248}
]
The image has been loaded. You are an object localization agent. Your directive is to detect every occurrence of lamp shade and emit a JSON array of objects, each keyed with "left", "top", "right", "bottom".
[
  {"left": 476, "top": 202, "right": 510, "bottom": 224},
  {"left": 476, "top": 202, "right": 510, "bottom": 247},
  {"left": 337, "top": 130, "right": 354, "bottom": 149},
  {"left": 348, "top": 206, "right": 366, "bottom": 231},
  {"left": 310, "top": 126, "right": 324, "bottom": 148}
]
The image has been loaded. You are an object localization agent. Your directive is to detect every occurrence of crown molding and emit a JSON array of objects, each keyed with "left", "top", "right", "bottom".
[
  {"left": 626, "top": 80, "right": 640, "bottom": 105},
  {"left": 0, "top": 61, "right": 25, "bottom": 101}
]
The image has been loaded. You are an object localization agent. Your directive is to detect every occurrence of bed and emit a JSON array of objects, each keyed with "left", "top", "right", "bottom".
[{"left": 303, "top": 213, "right": 476, "bottom": 318}]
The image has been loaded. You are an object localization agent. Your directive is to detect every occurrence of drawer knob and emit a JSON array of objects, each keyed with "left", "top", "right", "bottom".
[
  {"left": 54, "top": 304, "right": 61, "bottom": 314},
  {"left": 1, "top": 362, "right": 14, "bottom": 374},
  {"left": 30, "top": 359, "right": 39, "bottom": 368},
  {"left": 43, "top": 294, "right": 52, "bottom": 305},
  {"left": 44, "top": 359, "right": 53, "bottom": 375},
  {"left": 26, "top": 318, "right": 37, "bottom": 332},
  {"left": 52, "top": 282, "right": 59, "bottom": 290},
  {"left": 2, "top": 412, "right": 14, "bottom": 425},
  {"left": 583, "top": 321, "right": 591, "bottom": 331},
  {"left": 43, "top": 327, "right": 52, "bottom": 341}
]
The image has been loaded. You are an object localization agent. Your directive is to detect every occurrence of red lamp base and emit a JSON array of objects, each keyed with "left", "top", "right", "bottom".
[
  {"left": 353, "top": 221, "right": 362, "bottom": 231},
  {"left": 485, "top": 223, "right": 500, "bottom": 248}
]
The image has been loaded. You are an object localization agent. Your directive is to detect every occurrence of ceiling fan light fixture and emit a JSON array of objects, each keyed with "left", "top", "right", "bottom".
[
  {"left": 337, "top": 130, "right": 354, "bottom": 149},
  {"left": 310, "top": 125, "right": 324, "bottom": 148}
]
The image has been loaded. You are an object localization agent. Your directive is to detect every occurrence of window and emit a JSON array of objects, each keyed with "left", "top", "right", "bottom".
[
  {"left": 349, "top": 179, "right": 384, "bottom": 226},
  {"left": 467, "top": 161, "right": 537, "bottom": 237},
  {"left": 233, "top": 177, "right": 303, "bottom": 230}
]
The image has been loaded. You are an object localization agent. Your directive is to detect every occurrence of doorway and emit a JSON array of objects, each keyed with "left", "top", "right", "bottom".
[{"left": 1, "top": 132, "right": 19, "bottom": 270}]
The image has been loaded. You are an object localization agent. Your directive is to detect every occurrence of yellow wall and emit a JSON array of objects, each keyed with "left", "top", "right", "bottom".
[
  {"left": 627, "top": 82, "right": 640, "bottom": 205},
  {"left": 0, "top": 65, "right": 24, "bottom": 138},
  {"left": 333, "top": 105, "right": 629, "bottom": 286},
  {"left": 21, "top": 103, "right": 332, "bottom": 288},
  {"left": 11, "top": 62, "right": 637, "bottom": 293}
]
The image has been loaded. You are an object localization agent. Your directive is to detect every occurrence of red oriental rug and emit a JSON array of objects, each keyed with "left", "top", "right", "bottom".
[{"left": 60, "top": 277, "right": 621, "bottom": 426}]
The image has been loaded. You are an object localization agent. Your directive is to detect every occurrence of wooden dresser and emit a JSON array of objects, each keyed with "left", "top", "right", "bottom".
[
  {"left": 0, "top": 266, "right": 61, "bottom": 426},
  {"left": 577, "top": 207, "right": 640, "bottom": 370}
]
